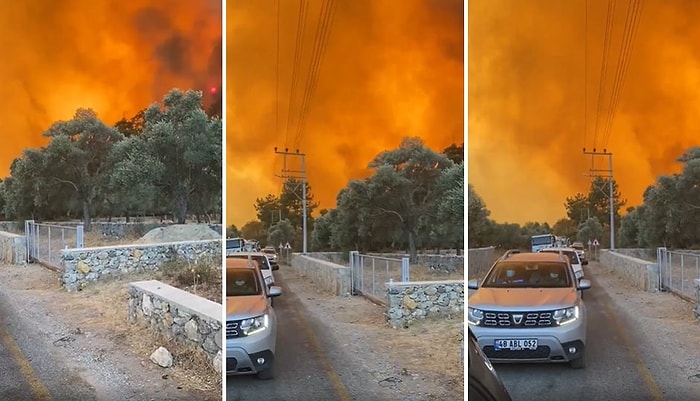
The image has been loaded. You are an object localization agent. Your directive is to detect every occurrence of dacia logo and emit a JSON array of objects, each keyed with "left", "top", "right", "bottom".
[{"left": 512, "top": 314, "right": 524, "bottom": 324}]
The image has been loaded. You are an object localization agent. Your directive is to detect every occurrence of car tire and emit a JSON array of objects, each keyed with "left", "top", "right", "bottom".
[
  {"left": 256, "top": 361, "right": 275, "bottom": 380},
  {"left": 570, "top": 352, "right": 586, "bottom": 369}
]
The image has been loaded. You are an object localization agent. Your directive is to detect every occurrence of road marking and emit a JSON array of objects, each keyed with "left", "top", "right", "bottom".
[
  {"left": 0, "top": 323, "right": 53, "bottom": 401},
  {"left": 282, "top": 277, "right": 353, "bottom": 401},
  {"left": 297, "top": 313, "right": 354, "bottom": 401},
  {"left": 592, "top": 270, "right": 665, "bottom": 401}
]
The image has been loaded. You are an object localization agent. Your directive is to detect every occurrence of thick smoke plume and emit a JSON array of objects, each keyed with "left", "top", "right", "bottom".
[
  {"left": 0, "top": 0, "right": 222, "bottom": 177},
  {"left": 469, "top": 0, "right": 699, "bottom": 224},
  {"left": 227, "top": 0, "right": 464, "bottom": 227}
]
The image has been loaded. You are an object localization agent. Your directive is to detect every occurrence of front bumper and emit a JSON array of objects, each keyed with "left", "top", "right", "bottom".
[
  {"left": 227, "top": 347, "right": 274, "bottom": 375},
  {"left": 471, "top": 319, "right": 586, "bottom": 364}
]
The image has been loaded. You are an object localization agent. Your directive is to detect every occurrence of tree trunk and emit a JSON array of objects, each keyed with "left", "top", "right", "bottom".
[
  {"left": 82, "top": 201, "right": 91, "bottom": 231},
  {"left": 174, "top": 195, "right": 187, "bottom": 224},
  {"left": 408, "top": 230, "right": 417, "bottom": 263}
]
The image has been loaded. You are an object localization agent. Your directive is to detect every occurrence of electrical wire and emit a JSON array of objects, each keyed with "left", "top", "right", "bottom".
[
  {"left": 601, "top": 0, "right": 644, "bottom": 150},
  {"left": 293, "top": 0, "right": 337, "bottom": 149},
  {"left": 592, "top": 0, "right": 617, "bottom": 150}
]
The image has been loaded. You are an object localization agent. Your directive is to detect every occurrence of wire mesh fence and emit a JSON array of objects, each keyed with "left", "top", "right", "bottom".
[
  {"left": 25, "top": 220, "right": 84, "bottom": 270},
  {"left": 350, "top": 251, "right": 409, "bottom": 304},
  {"left": 657, "top": 247, "right": 700, "bottom": 301}
]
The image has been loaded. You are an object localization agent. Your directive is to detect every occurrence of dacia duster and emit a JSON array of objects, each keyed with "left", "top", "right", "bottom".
[
  {"left": 468, "top": 251, "right": 592, "bottom": 369},
  {"left": 226, "top": 257, "right": 282, "bottom": 379}
]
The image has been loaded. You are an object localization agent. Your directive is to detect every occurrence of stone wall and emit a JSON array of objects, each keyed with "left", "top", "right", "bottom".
[
  {"left": 468, "top": 247, "right": 496, "bottom": 276},
  {"left": 60, "top": 239, "right": 222, "bottom": 291},
  {"left": 599, "top": 250, "right": 660, "bottom": 292},
  {"left": 289, "top": 254, "right": 352, "bottom": 296},
  {"left": 0, "top": 231, "right": 26, "bottom": 265},
  {"left": 128, "top": 280, "right": 222, "bottom": 373},
  {"left": 304, "top": 252, "right": 347, "bottom": 265},
  {"left": 0, "top": 221, "right": 23, "bottom": 234},
  {"left": 385, "top": 280, "right": 465, "bottom": 328}
]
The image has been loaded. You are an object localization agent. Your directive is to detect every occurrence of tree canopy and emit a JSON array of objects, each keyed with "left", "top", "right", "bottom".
[{"left": 0, "top": 88, "right": 222, "bottom": 228}]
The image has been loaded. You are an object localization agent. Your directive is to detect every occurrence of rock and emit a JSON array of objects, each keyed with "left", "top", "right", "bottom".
[
  {"left": 142, "top": 294, "right": 154, "bottom": 316},
  {"left": 185, "top": 319, "right": 203, "bottom": 342},
  {"left": 77, "top": 261, "right": 91, "bottom": 274},
  {"left": 150, "top": 346, "right": 173, "bottom": 368},
  {"left": 402, "top": 295, "right": 418, "bottom": 310},
  {"left": 213, "top": 350, "right": 222, "bottom": 374}
]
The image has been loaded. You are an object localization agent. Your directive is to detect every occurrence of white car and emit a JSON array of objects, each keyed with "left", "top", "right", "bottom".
[{"left": 538, "top": 247, "right": 586, "bottom": 280}]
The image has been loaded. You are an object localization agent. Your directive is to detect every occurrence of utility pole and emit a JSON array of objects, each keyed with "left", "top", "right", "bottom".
[
  {"left": 583, "top": 148, "right": 615, "bottom": 250},
  {"left": 274, "top": 147, "right": 308, "bottom": 254}
]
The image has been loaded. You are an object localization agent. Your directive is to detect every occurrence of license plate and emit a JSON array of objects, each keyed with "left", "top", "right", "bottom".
[{"left": 494, "top": 338, "right": 538, "bottom": 351}]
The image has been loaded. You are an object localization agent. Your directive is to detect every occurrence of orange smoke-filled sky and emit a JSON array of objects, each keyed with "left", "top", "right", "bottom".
[
  {"left": 0, "top": 0, "right": 221, "bottom": 178},
  {"left": 227, "top": 0, "right": 464, "bottom": 228},
  {"left": 469, "top": 0, "right": 700, "bottom": 226}
]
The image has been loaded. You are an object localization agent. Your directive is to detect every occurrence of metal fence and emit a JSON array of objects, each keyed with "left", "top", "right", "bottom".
[
  {"left": 657, "top": 247, "right": 699, "bottom": 301},
  {"left": 349, "top": 251, "right": 409, "bottom": 304},
  {"left": 25, "top": 220, "right": 84, "bottom": 270}
]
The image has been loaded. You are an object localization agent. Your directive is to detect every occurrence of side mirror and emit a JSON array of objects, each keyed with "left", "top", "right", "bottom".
[
  {"left": 467, "top": 279, "right": 479, "bottom": 290},
  {"left": 578, "top": 279, "right": 592, "bottom": 290},
  {"left": 581, "top": 260, "right": 589, "bottom": 266},
  {"left": 271, "top": 263, "right": 279, "bottom": 271},
  {"left": 268, "top": 286, "right": 282, "bottom": 297}
]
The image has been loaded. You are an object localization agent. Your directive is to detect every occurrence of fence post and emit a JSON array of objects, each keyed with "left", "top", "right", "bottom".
[
  {"left": 76, "top": 224, "right": 84, "bottom": 248},
  {"left": 25, "top": 220, "right": 32, "bottom": 263},
  {"left": 401, "top": 257, "right": 410, "bottom": 282}
]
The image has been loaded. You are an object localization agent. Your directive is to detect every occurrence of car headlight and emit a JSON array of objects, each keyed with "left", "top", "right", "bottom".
[
  {"left": 467, "top": 307, "right": 484, "bottom": 326},
  {"left": 553, "top": 306, "right": 579, "bottom": 326},
  {"left": 241, "top": 314, "right": 269, "bottom": 336}
]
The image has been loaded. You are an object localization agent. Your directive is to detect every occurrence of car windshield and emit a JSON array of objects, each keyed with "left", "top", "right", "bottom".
[
  {"left": 226, "top": 269, "right": 261, "bottom": 296},
  {"left": 482, "top": 261, "right": 572, "bottom": 288},
  {"left": 229, "top": 255, "right": 269, "bottom": 270},
  {"left": 541, "top": 250, "right": 579, "bottom": 265},
  {"left": 263, "top": 249, "right": 275, "bottom": 254}
]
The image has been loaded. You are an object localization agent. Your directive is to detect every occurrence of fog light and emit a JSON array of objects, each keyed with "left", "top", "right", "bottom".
[
  {"left": 568, "top": 347, "right": 577, "bottom": 354},
  {"left": 257, "top": 357, "right": 266, "bottom": 365}
]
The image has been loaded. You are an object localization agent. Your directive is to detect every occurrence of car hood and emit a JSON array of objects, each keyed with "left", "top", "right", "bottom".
[
  {"left": 469, "top": 288, "right": 578, "bottom": 310},
  {"left": 226, "top": 295, "right": 267, "bottom": 319}
]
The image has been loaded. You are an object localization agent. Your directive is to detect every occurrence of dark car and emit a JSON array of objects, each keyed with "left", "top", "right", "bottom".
[{"left": 468, "top": 327, "right": 513, "bottom": 401}]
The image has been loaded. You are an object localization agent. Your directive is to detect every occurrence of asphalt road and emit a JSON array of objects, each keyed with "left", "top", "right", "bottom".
[
  {"left": 489, "top": 266, "right": 699, "bottom": 401},
  {"left": 0, "top": 289, "right": 98, "bottom": 401},
  {"left": 226, "top": 270, "right": 398, "bottom": 401}
]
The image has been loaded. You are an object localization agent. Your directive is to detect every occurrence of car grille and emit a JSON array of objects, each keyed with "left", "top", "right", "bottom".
[
  {"left": 483, "top": 346, "right": 551, "bottom": 359},
  {"left": 226, "top": 320, "right": 243, "bottom": 338},
  {"left": 482, "top": 311, "right": 556, "bottom": 328}
]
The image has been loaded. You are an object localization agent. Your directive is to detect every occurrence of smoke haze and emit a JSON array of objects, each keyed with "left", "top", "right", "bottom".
[
  {"left": 0, "top": 0, "right": 222, "bottom": 177},
  {"left": 227, "top": 0, "right": 464, "bottom": 228},
  {"left": 469, "top": 0, "right": 700, "bottom": 225}
]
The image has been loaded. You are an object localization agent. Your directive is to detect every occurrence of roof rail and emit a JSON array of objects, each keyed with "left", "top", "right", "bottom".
[{"left": 501, "top": 249, "right": 521, "bottom": 259}]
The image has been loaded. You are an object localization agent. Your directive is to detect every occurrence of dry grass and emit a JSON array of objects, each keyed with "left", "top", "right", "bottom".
[
  {"left": 409, "top": 264, "right": 464, "bottom": 281},
  {"left": 70, "top": 271, "right": 222, "bottom": 392},
  {"left": 82, "top": 230, "right": 143, "bottom": 247}
]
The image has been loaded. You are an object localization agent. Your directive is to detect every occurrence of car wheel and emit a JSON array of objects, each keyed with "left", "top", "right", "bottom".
[
  {"left": 256, "top": 361, "right": 275, "bottom": 380},
  {"left": 570, "top": 352, "right": 586, "bottom": 369}
]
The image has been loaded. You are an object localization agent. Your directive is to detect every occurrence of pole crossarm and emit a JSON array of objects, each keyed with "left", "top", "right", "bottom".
[
  {"left": 582, "top": 148, "right": 615, "bottom": 250},
  {"left": 274, "top": 147, "right": 308, "bottom": 254}
]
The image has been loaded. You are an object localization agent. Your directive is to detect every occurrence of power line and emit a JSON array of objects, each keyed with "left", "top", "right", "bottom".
[
  {"left": 601, "top": 0, "right": 644, "bottom": 149},
  {"left": 584, "top": 0, "right": 588, "bottom": 149},
  {"left": 293, "top": 0, "right": 337, "bottom": 149},
  {"left": 284, "top": 0, "right": 310, "bottom": 150},
  {"left": 592, "top": 0, "right": 616, "bottom": 150}
]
